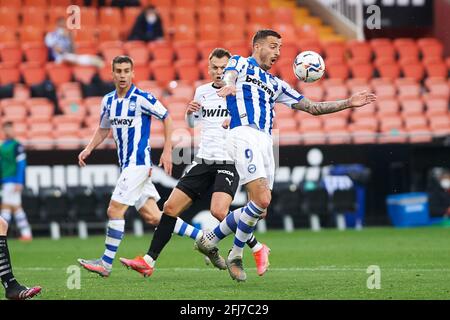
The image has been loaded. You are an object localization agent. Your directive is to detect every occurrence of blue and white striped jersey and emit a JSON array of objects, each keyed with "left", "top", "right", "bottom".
[
  {"left": 99, "top": 84, "right": 168, "bottom": 169},
  {"left": 224, "top": 55, "right": 304, "bottom": 135}
]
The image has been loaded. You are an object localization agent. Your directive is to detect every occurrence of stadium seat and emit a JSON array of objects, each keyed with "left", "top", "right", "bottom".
[
  {"left": 47, "top": 6, "right": 67, "bottom": 26},
  {"left": 400, "top": 59, "right": 425, "bottom": 82},
  {"left": 323, "top": 41, "right": 347, "bottom": 61},
  {"left": 297, "top": 82, "right": 324, "bottom": 101},
  {"left": 150, "top": 60, "right": 176, "bottom": 87},
  {"left": 223, "top": 7, "right": 247, "bottom": 25},
  {"left": 223, "top": 40, "right": 251, "bottom": 57},
  {"left": 28, "top": 122, "right": 53, "bottom": 137},
  {"left": 0, "top": 64, "right": 20, "bottom": 85},
  {"left": 133, "top": 65, "right": 151, "bottom": 83},
  {"left": 0, "top": 7, "right": 19, "bottom": 29},
  {"left": 425, "top": 98, "right": 448, "bottom": 117},
  {"left": 79, "top": 7, "right": 98, "bottom": 28},
  {"left": 198, "top": 24, "right": 221, "bottom": 42},
  {"left": 372, "top": 79, "right": 396, "bottom": 98},
  {"left": 429, "top": 115, "right": 450, "bottom": 136},
  {"left": 376, "top": 60, "right": 400, "bottom": 80},
  {"left": 197, "top": 6, "right": 221, "bottom": 26},
  {"left": 99, "top": 7, "right": 122, "bottom": 28},
  {"left": 46, "top": 63, "right": 73, "bottom": 86},
  {"left": 248, "top": 7, "right": 272, "bottom": 25},
  {"left": 349, "top": 62, "right": 374, "bottom": 81},
  {"left": 326, "top": 61, "right": 349, "bottom": 80},
  {"left": 372, "top": 43, "right": 396, "bottom": 61},
  {"left": 73, "top": 28, "right": 98, "bottom": 43},
  {"left": 73, "top": 66, "right": 97, "bottom": 84},
  {"left": 222, "top": 24, "right": 247, "bottom": 42},
  {"left": 13, "top": 84, "right": 31, "bottom": 100},
  {"left": 173, "top": 41, "right": 198, "bottom": 61},
  {"left": 21, "top": 7, "right": 47, "bottom": 27},
  {"left": 173, "top": 8, "right": 196, "bottom": 26},
  {"left": 396, "top": 80, "right": 421, "bottom": 98},
  {"left": 99, "top": 65, "right": 113, "bottom": 83},
  {"left": 122, "top": 7, "right": 141, "bottom": 37},
  {"left": 98, "top": 27, "right": 121, "bottom": 42},
  {"left": 173, "top": 24, "right": 197, "bottom": 42},
  {"left": 298, "top": 39, "right": 323, "bottom": 55},
  {"left": 148, "top": 41, "right": 174, "bottom": 62},
  {"left": 347, "top": 40, "right": 372, "bottom": 62},
  {"left": 324, "top": 82, "right": 348, "bottom": 100},
  {"left": 425, "top": 78, "right": 450, "bottom": 98},
  {"left": 2, "top": 104, "right": 27, "bottom": 122},
  {"left": 298, "top": 116, "right": 322, "bottom": 132},
  {"left": 22, "top": 42, "right": 48, "bottom": 64},
  {"left": 425, "top": 62, "right": 448, "bottom": 78},
  {"left": 0, "top": 44, "right": 23, "bottom": 65},
  {"left": 101, "top": 46, "right": 124, "bottom": 63},
  {"left": 350, "top": 102, "right": 376, "bottom": 120},
  {"left": 197, "top": 40, "right": 220, "bottom": 60},
  {"left": 136, "top": 80, "right": 164, "bottom": 99},
  {"left": 19, "top": 27, "right": 44, "bottom": 42},
  {"left": 401, "top": 98, "right": 424, "bottom": 117},
  {"left": 20, "top": 63, "right": 46, "bottom": 85},
  {"left": 127, "top": 46, "right": 149, "bottom": 66},
  {"left": 377, "top": 98, "right": 400, "bottom": 117},
  {"left": 27, "top": 98, "right": 54, "bottom": 121},
  {"left": 59, "top": 99, "right": 86, "bottom": 119},
  {"left": 167, "top": 82, "right": 194, "bottom": 100},
  {"left": 276, "top": 60, "right": 298, "bottom": 87}
]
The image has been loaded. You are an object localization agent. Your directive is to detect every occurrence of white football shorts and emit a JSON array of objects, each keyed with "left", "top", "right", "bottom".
[
  {"left": 226, "top": 125, "right": 275, "bottom": 189},
  {"left": 111, "top": 165, "right": 161, "bottom": 209},
  {"left": 1, "top": 183, "right": 22, "bottom": 206}
]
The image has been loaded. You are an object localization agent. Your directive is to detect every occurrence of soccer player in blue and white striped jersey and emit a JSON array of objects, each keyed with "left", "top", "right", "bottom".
[
  {"left": 76, "top": 56, "right": 202, "bottom": 277},
  {"left": 207, "top": 29, "right": 376, "bottom": 281}
]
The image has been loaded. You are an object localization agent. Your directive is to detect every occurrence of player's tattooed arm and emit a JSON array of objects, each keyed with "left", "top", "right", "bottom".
[
  {"left": 217, "top": 71, "right": 238, "bottom": 97},
  {"left": 292, "top": 91, "right": 377, "bottom": 115}
]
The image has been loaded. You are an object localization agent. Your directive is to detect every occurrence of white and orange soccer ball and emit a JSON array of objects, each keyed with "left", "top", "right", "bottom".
[{"left": 293, "top": 51, "right": 325, "bottom": 83}]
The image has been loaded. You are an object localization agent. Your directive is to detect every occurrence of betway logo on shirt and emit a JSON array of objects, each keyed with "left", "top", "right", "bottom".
[
  {"left": 202, "top": 107, "right": 229, "bottom": 118},
  {"left": 110, "top": 117, "right": 134, "bottom": 127},
  {"left": 245, "top": 75, "right": 275, "bottom": 98}
]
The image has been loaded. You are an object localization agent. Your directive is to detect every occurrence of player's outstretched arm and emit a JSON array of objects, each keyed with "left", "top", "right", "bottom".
[
  {"left": 292, "top": 90, "right": 377, "bottom": 115},
  {"left": 78, "top": 127, "right": 110, "bottom": 167},
  {"left": 160, "top": 115, "right": 173, "bottom": 176}
]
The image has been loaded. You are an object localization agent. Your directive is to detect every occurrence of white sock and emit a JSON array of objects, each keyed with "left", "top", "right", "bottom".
[
  {"left": 173, "top": 218, "right": 203, "bottom": 241},
  {"left": 101, "top": 219, "right": 125, "bottom": 269},
  {"left": 1, "top": 209, "right": 12, "bottom": 224},
  {"left": 14, "top": 208, "right": 32, "bottom": 238},
  {"left": 143, "top": 254, "right": 156, "bottom": 267}
]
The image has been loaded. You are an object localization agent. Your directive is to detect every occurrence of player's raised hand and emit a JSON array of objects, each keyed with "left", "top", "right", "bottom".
[
  {"left": 159, "top": 149, "right": 173, "bottom": 176},
  {"left": 78, "top": 148, "right": 91, "bottom": 167},
  {"left": 187, "top": 101, "right": 201, "bottom": 114},
  {"left": 349, "top": 91, "right": 377, "bottom": 108},
  {"left": 217, "top": 85, "right": 236, "bottom": 98}
]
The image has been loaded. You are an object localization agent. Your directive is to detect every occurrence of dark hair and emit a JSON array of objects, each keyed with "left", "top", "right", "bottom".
[
  {"left": 209, "top": 48, "right": 231, "bottom": 60},
  {"left": 2, "top": 121, "right": 13, "bottom": 128},
  {"left": 112, "top": 55, "right": 134, "bottom": 71},
  {"left": 252, "top": 29, "right": 282, "bottom": 46}
]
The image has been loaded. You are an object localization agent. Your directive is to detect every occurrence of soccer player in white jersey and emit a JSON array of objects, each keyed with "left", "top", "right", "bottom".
[
  {"left": 120, "top": 49, "right": 271, "bottom": 277},
  {"left": 77, "top": 56, "right": 202, "bottom": 277},
  {"left": 201, "top": 29, "right": 375, "bottom": 282}
]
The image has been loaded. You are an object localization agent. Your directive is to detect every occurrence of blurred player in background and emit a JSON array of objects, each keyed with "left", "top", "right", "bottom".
[
  {"left": 0, "top": 122, "right": 33, "bottom": 241},
  {"left": 77, "top": 56, "right": 201, "bottom": 277},
  {"left": 120, "top": 48, "right": 270, "bottom": 278},
  {"left": 210, "top": 29, "right": 376, "bottom": 281},
  {"left": 0, "top": 217, "right": 41, "bottom": 299}
]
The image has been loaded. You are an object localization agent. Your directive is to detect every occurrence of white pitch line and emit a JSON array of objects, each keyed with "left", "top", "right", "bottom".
[{"left": 14, "top": 267, "right": 450, "bottom": 272}]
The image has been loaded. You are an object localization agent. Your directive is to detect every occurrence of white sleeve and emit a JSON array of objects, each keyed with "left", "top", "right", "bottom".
[
  {"left": 186, "top": 87, "right": 202, "bottom": 127},
  {"left": 99, "top": 96, "right": 111, "bottom": 129},
  {"left": 140, "top": 93, "right": 168, "bottom": 120},
  {"left": 276, "top": 79, "right": 304, "bottom": 108}
]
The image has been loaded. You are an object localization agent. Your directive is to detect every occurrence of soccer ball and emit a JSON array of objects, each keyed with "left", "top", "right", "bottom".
[{"left": 293, "top": 51, "right": 325, "bottom": 83}]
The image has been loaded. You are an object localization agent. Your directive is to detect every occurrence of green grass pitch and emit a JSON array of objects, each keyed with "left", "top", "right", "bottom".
[{"left": 3, "top": 227, "right": 450, "bottom": 300}]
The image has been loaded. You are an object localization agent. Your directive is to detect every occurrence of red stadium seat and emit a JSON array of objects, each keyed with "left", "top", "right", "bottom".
[
  {"left": 101, "top": 46, "right": 125, "bottom": 64},
  {"left": 400, "top": 59, "right": 425, "bottom": 82},
  {"left": 222, "top": 24, "right": 247, "bottom": 42},
  {"left": 79, "top": 7, "right": 98, "bottom": 28},
  {"left": 122, "top": 7, "right": 141, "bottom": 37},
  {"left": 223, "top": 40, "right": 251, "bottom": 57},
  {"left": 148, "top": 41, "right": 174, "bottom": 62},
  {"left": 174, "top": 60, "right": 201, "bottom": 84},
  {"left": 372, "top": 79, "right": 396, "bottom": 98},
  {"left": 46, "top": 63, "right": 73, "bottom": 86},
  {"left": 223, "top": 7, "right": 247, "bottom": 25},
  {"left": 297, "top": 82, "right": 324, "bottom": 101},
  {"left": 425, "top": 77, "right": 450, "bottom": 97},
  {"left": 22, "top": 42, "right": 48, "bottom": 64},
  {"left": 133, "top": 65, "right": 151, "bottom": 83},
  {"left": 0, "top": 7, "right": 19, "bottom": 29},
  {"left": 49, "top": 0, "right": 72, "bottom": 6},
  {"left": 198, "top": 24, "right": 221, "bottom": 42},
  {"left": 73, "top": 66, "right": 97, "bottom": 84},
  {"left": 396, "top": 79, "right": 421, "bottom": 98},
  {"left": 0, "top": 44, "right": 22, "bottom": 65},
  {"left": 99, "top": 7, "right": 122, "bottom": 28},
  {"left": 21, "top": 63, "right": 46, "bottom": 86},
  {"left": 197, "top": 40, "right": 220, "bottom": 60},
  {"left": 19, "top": 27, "right": 45, "bottom": 42},
  {"left": 425, "top": 98, "right": 448, "bottom": 117},
  {"left": 173, "top": 24, "right": 197, "bottom": 42},
  {"left": 150, "top": 60, "right": 176, "bottom": 87},
  {"left": 173, "top": 41, "right": 198, "bottom": 61},
  {"left": 197, "top": 7, "right": 221, "bottom": 26},
  {"left": 347, "top": 41, "right": 372, "bottom": 62},
  {"left": 98, "top": 27, "right": 121, "bottom": 42},
  {"left": 349, "top": 116, "right": 378, "bottom": 131},
  {"left": 322, "top": 41, "right": 347, "bottom": 61},
  {"left": 249, "top": 7, "right": 272, "bottom": 25},
  {"left": 401, "top": 98, "right": 424, "bottom": 117},
  {"left": 173, "top": 8, "right": 196, "bottom": 26},
  {"left": 298, "top": 39, "right": 323, "bottom": 55},
  {"left": 326, "top": 61, "right": 349, "bottom": 80},
  {"left": 0, "top": 64, "right": 20, "bottom": 85},
  {"left": 127, "top": 46, "right": 150, "bottom": 66},
  {"left": 346, "top": 78, "right": 372, "bottom": 94},
  {"left": 349, "top": 62, "right": 374, "bottom": 81},
  {"left": 21, "top": 7, "right": 47, "bottom": 27},
  {"left": 425, "top": 62, "right": 448, "bottom": 78},
  {"left": 13, "top": 85, "right": 31, "bottom": 101},
  {"left": 351, "top": 102, "right": 376, "bottom": 120},
  {"left": 47, "top": 6, "right": 67, "bottom": 26},
  {"left": 73, "top": 28, "right": 98, "bottom": 43},
  {"left": 26, "top": 98, "right": 54, "bottom": 121},
  {"left": 377, "top": 98, "right": 400, "bottom": 117},
  {"left": 376, "top": 60, "right": 400, "bottom": 80},
  {"left": 351, "top": 129, "right": 377, "bottom": 144},
  {"left": 429, "top": 115, "right": 450, "bottom": 136}
]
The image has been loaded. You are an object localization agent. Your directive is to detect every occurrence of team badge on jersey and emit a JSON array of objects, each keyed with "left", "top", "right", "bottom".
[
  {"left": 248, "top": 164, "right": 256, "bottom": 173},
  {"left": 129, "top": 100, "right": 136, "bottom": 111}
]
